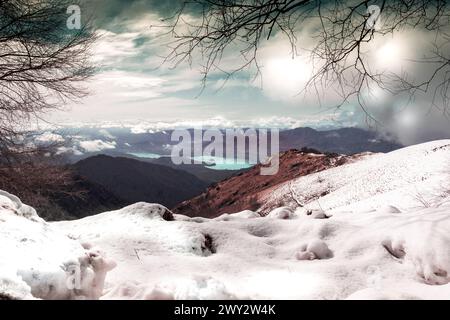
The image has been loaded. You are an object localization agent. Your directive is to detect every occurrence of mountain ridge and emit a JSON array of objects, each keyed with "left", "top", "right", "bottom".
[{"left": 73, "top": 155, "right": 209, "bottom": 209}]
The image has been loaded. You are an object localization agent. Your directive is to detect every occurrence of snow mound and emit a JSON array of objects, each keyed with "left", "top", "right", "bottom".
[
  {"left": 296, "top": 240, "right": 333, "bottom": 260},
  {"left": 0, "top": 190, "right": 41, "bottom": 222},
  {"left": 173, "top": 277, "right": 238, "bottom": 300},
  {"left": 215, "top": 210, "right": 261, "bottom": 221},
  {"left": 0, "top": 269, "right": 35, "bottom": 300},
  {"left": 377, "top": 205, "right": 402, "bottom": 214},
  {"left": 0, "top": 191, "right": 115, "bottom": 300},
  {"left": 306, "top": 208, "right": 329, "bottom": 219},
  {"left": 267, "top": 207, "right": 296, "bottom": 219},
  {"left": 102, "top": 277, "right": 237, "bottom": 300},
  {"left": 382, "top": 207, "right": 450, "bottom": 285},
  {"left": 102, "top": 281, "right": 174, "bottom": 300},
  {"left": 116, "top": 202, "right": 173, "bottom": 221}
]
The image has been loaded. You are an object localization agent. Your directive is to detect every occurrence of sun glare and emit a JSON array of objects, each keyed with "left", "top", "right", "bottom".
[
  {"left": 264, "top": 56, "right": 313, "bottom": 98},
  {"left": 374, "top": 40, "right": 405, "bottom": 70}
]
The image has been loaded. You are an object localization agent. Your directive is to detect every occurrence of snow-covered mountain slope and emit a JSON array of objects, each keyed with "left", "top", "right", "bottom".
[
  {"left": 260, "top": 140, "right": 450, "bottom": 213},
  {"left": 2, "top": 140, "right": 450, "bottom": 300},
  {"left": 0, "top": 191, "right": 115, "bottom": 300}
]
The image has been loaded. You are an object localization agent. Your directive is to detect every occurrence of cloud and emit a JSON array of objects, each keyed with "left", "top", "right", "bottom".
[
  {"left": 99, "top": 129, "right": 115, "bottom": 139},
  {"left": 35, "top": 132, "right": 65, "bottom": 143},
  {"left": 83, "top": 0, "right": 185, "bottom": 29},
  {"left": 92, "top": 30, "right": 141, "bottom": 65},
  {"left": 78, "top": 140, "right": 117, "bottom": 152},
  {"left": 53, "top": 113, "right": 356, "bottom": 134},
  {"left": 56, "top": 146, "right": 84, "bottom": 156},
  {"left": 92, "top": 70, "right": 165, "bottom": 99}
]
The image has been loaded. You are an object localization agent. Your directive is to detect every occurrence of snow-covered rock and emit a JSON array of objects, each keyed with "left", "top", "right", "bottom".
[
  {"left": 115, "top": 202, "right": 173, "bottom": 221},
  {"left": 296, "top": 240, "right": 333, "bottom": 260},
  {"left": 267, "top": 207, "right": 296, "bottom": 219},
  {"left": 0, "top": 269, "right": 35, "bottom": 300},
  {"left": 0, "top": 190, "right": 42, "bottom": 222},
  {"left": 306, "top": 208, "right": 329, "bottom": 219},
  {"left": 381, "top": 207, "right": 450, "bottom": 285},
  {"left": 0, "top": 191, "right": 115, "bottom": 300},
  {"left": 215, "top": 210, "right": 261, "bottom": 221}
]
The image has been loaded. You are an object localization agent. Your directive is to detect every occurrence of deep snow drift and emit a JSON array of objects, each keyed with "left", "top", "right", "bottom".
[{"left": 1, "top": 140, "right": 450, "bottom": 300}]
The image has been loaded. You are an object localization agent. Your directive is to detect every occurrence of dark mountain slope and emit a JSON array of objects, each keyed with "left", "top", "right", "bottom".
[
  {"left": 48, "top": 176, "right": 127, "bottom": 220},
  {"left": 74, "top": 155, "right": 208, "bottom": 208},
  {"left": 146, "top": 156, "right": 243, "bottom": 184}
]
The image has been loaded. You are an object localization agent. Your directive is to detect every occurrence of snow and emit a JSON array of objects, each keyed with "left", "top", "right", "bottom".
[
  {"left": 55, "top": 201, "right": 450, "bottom": 299},
  {"left": 296, "top": 240, "right": 333, "bottom": 260},
  {"left": 0, "top": 269, "right": 35, "bottom": 300},
  {"left": 267, "top": 207, "right": 295, "bottom": 219},
  {"left": 262, "top": 140, "right": 450, "bottom": 213},
  {"left": 215, "top": 210, "right": 261, "bottom": 220},
  {"left": 0, "top": 191, "right": 115, "bottom": 300},
  {"left": 2, "top": 140, "right": 450, "bottom": 300},
  {"left": 0, "top": 190, "right": 42, "bottom": 222}
]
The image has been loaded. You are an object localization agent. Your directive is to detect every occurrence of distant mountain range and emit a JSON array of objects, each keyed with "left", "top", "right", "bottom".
[
  {"left": 29, "top": 126, "right": 404, "bottom": 220},
  {"left": 54, "top": 126, "right": 402, "bottom": 164},
  {"left": 279, "top": 127, "right": 401, "bottom": 154}
]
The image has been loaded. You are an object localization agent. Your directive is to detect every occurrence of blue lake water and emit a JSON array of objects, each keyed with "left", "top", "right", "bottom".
[
  {"left": 191, "top": 156, "right": 253, "bottom": 171},
  {"left": 127, "top": 152, "right": 162, "bottom": 159},
  {"left": 128, "top": 153, "right": 252, "bottom": 170}
]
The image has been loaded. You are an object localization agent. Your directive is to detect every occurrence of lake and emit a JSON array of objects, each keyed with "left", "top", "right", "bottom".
[{"left": 128, "top": 153, "right": 252, "bottom": 170}]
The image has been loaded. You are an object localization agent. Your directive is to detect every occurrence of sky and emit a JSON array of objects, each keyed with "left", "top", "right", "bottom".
[{"left": 48, "top": 0, "right": 450, "bottom": 145}]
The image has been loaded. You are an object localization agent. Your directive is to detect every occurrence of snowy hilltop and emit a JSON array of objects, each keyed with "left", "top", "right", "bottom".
[{"left": 1, "top": 140, "right": 450, "bottom": 299}]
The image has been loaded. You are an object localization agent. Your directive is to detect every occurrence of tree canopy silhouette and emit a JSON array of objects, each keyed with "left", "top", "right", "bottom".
[
  {"left": 0, "top": 0, "right": 95, "bottom": 216},
  {"left": 163, "top": 0, "right": 450, "bottom": 120},
  {"left": 0, "top": 0, "right": 95, "bottom": 160}
]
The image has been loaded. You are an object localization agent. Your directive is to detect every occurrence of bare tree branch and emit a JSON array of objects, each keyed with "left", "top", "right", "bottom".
[{"left": 162, "top": 0, "right": 450, "bottom": 121}]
